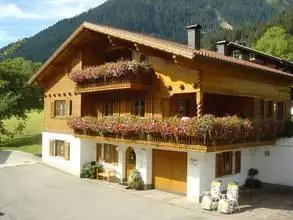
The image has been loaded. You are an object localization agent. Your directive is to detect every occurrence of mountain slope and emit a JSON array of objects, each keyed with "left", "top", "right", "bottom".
[{"left": 2, "top": 0, "right": 293, "bottom": 62}]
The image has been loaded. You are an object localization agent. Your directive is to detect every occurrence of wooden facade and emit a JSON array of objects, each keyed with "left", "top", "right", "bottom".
[{"left": 33, "top": 23, "right": 292, "bottom": 149}]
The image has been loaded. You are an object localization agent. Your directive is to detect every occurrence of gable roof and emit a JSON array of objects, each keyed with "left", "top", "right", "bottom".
[
  {"left": 29, "top": 22, "right": 293, "bottom": 85},
  {"left": 227, "top": 41, "right": 293, "bottom": 68}
]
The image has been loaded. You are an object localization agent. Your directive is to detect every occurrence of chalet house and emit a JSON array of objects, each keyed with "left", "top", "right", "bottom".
[
  {"left": 216, "top": 40, "right": 293, "bottom": 73},
  {"left": 29, "top": 22, "right": 293, "bottom": 203}
]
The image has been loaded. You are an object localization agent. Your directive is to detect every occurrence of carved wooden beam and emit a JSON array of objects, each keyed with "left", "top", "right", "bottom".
[
  {"left": 172, "top": 55, "right": 180, "bottom": 66},
  {"left": 107, "top": 36, "right": 115, "bottom": 47},
  {"left": 134, "top": 43, "right": 141, "bottom": 52}
]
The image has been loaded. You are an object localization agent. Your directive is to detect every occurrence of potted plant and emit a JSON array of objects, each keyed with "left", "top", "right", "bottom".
[
  {"left": 244, "top": 168, "right": 262, "bottom": 189},
  {"left": 127, "top": 169, "right": 144, "bottom": 190}
]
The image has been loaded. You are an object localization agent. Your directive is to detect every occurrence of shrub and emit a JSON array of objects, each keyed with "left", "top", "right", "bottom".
[
  {"left": 281, "top": 120, "right": 293, "bottom": 137},
  {"left": 127, "top": 169, "right": 144, "bottom": 190},
  {"left": 81, "top": 161, "right": 104, "bottom": 179},
  {"left": 245, "top": 168, "right": 262, "bottom": 189}
]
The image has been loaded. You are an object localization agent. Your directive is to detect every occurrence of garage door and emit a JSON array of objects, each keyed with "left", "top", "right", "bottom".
[{"left": 152, "top": 150, "right": 187, "bottom": 195}]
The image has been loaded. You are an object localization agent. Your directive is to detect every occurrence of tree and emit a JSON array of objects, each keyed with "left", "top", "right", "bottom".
[
  {"left": 0, "top": 57, "right": 42, "bottom": 136},
  {"left": 254, "top": 26, "right": 293, "bottom": 61}
]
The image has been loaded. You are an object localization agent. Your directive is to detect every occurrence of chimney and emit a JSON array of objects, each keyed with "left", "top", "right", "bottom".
[
  {"left": 186, "top": 24, "right": 202, "bottom": 50},
  {"left": 216, "top": 40, "right": 229, "bottom": 55}
]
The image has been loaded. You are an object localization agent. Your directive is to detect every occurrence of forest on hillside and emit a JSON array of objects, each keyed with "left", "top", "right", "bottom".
[{"left": 1, "top": 0, "right": 292, "bottom": 62}]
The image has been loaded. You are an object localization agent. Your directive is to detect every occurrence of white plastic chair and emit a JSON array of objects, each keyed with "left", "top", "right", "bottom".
[
  {"left": 218, "top": 181, "right": 240, "bottom": 214},
  {"left": 201, "top": 180, "right": 222, "bottom": 210}
]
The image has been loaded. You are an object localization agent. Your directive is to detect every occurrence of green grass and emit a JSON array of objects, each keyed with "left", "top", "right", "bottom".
[{"left": 0, "top": 111, "right": 43, "bottom": 156}]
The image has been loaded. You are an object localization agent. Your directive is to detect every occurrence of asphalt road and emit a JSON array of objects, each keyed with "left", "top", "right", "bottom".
[{"left": 0, "top": 164, "right": 201, "bottom": 220}]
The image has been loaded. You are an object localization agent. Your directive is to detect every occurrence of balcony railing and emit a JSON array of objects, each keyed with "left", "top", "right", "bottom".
[
  {"left": 75, "top": 72, "right": 152, "bottom": 93},
  {"left": 67, "top": 115, "right": 281, "bottom": 152},
  {"left": 69, "top": 61, "right": 153, "bottom": 93}
]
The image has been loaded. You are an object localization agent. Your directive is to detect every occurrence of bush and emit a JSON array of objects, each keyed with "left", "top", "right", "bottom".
[
  {"left": 281, "top": 120, "right": 293, "bottom": 137},
  {"left": 81, "top": 161, "right": 104, "bottom": 179},
  {"left": 127, "top": 169, "right": 144, "bottom": 190},
  {"left": 245, "top": 168, "right": 262, "bottom": 189}
]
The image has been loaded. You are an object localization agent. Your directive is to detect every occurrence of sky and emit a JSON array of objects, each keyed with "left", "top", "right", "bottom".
[{"left": 0, "top": 0, "right": 107, "bottom": 48}]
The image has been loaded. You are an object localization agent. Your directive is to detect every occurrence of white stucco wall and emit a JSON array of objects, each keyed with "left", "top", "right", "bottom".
[
  {"left": 251, "top": 138, "right": 293, "bottom": 186},
  {"left": 42, "top": 132, "right": 82, "bottom": 176},
  {"left": 134, "top": 147, "right": 152, "bottom": 185},
  {"left": 187, "top": 148, "right": 253, "bottom": 203}
]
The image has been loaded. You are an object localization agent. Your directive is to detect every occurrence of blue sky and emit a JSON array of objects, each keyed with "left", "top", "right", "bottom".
[{"left": 0, "top": 0, "right": 106, "bottom": 48}]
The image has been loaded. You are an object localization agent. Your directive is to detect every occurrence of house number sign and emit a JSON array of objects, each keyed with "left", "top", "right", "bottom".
[{"left": 190, "top": 158, "right": 198, "bottom": 166}]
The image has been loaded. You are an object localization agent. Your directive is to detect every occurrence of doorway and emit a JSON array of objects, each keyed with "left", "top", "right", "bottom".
[{"left": 125, "top": 147, "right": 136, "bottom": 180}]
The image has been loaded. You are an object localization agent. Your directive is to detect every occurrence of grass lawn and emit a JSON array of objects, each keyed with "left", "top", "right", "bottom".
[{"left": 0, "top": 111, "right": 43, "bottom": 156}]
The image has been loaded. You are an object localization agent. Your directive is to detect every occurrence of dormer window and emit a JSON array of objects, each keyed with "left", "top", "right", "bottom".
[
  {"left": 249, "top": 53, "right": 255, "bottom": 61},
  {"left": 233, "top": 50, "right": 242, "bottom": 59}
]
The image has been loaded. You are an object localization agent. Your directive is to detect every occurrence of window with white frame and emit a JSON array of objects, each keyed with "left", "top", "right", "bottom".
[{"left": 232, "top": 50, "right": 242, "bottom": 59}]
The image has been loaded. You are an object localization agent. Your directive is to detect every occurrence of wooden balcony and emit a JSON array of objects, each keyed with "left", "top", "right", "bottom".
[
  {"left": 75, "top": 133, "right": 274, "bottom": 153},
  {"left": 68, "top": 116, "right": 279, "bottom": 152},
  {"left": 75, "top": 73, "right": 152, "bottom": 94}
]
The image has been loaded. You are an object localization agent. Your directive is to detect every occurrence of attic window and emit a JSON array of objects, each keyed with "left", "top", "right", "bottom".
[
  {"left": 249, "top": 53, "right": 255, "bottom": 61},
  {"left": 233, "top": 50, "right": 242, "bottom": 59}
]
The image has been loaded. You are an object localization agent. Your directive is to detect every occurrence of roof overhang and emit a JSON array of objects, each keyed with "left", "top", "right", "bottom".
[{"left": 29, "top": 22, "right": 293, "bottom": 86}]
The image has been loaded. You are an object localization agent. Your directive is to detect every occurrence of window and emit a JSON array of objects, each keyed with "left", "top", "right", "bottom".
[
  {"left": 56, "top": 140, "right": 65, "bottom": 157},
  {"left": 105, "top": 101, "right": 114, "bottom": 116},
  {"left": 235, "top": 151, "right": 241, "bottom": 174},
  {"left": 260, "top": 100, "right": 265, "bottom": 120},
  {"left": 223, "top": 152, "right": 233, "bottom": 175},
  {"left": 277, "top": 102, "right": 284, "bottom": 120},
  {"left": 49, "top": 140, "right": 70, "bottom": 160},
  {"left": 215, "top": 151, "right": 241, "bottom": 178},
  {"left": 249, "top": 53, "right": 255, "bottom": 61},
  {"left": 266, "top": 101, "right": 273, "bottom": 118},
  {"left": 178, "top": 99, "right": 190, "bottom": 117},
  {"left": 54, "top": 100, "right": 66, "bottom": 117},
  {"left": 96, "top": 144, "right": 118, "bottom": 165},
  {"left": 133, "top": 100, "right": 145, "bottom": 117},
  {"left": 140, "top": 54, "right": 149, "bottom": 64},
  {"left": 232, "top": 50, "right": 242, "bottom": 59}
]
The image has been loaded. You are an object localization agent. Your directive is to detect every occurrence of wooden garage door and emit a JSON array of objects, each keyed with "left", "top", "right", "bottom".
[{"left": 152, "top": 150, "right": 187, "bottom": 195}]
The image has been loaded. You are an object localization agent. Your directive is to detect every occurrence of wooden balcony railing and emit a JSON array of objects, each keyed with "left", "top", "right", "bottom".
[
  {"left": 75, "top": 72, "right": 152, "bottom": 93},
  {"left": 68, "top": 116, "right": 280, "bottom": 152}
]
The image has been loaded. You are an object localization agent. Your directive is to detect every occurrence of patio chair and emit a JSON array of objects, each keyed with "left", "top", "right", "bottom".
[
  {"left": 201, "top": 180, "right": 222, "bottom": 211},
  {"left": 218, "top": 181, "right": 240, "bottom": 214}
]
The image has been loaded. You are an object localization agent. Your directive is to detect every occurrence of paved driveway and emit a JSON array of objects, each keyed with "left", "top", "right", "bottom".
[
  {"left": 0, "top": 150, "right": 40, "bottom": 168},
  {"left": 0, "top": 163, "right": 292, "bottom": 220}
]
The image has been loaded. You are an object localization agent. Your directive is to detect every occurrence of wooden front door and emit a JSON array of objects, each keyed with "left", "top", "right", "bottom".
[
  {"left": 126, "top": 147, "right": 136, "bottom": 180},
  {"left": 153, "top": 150, "right": 187, "bottom": 195}
]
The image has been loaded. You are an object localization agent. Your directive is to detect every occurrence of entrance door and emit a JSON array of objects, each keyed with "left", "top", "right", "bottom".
[
  {"left": 126, "top": 147, "right": 136, "bottom": 180},
  {"left": 153, "top": 150, "right": 187, "bottom": 194}
]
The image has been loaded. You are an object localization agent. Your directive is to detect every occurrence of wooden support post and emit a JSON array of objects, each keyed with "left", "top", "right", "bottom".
[{"left": 196, "top": 71, "right": 203, "bottom": 117}]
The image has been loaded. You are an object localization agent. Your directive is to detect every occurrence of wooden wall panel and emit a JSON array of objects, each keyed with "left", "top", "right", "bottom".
[{"left": 44, "top": 52, "right": 82, "bottom": 133}]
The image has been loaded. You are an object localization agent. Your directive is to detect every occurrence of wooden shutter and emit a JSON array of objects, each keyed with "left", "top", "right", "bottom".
[
  {"left": 130, "top": 100, "right": 135, "bottom": 116},
  {"left": 161, "top": 98, "right": 171, "bottom": 118},
  {"left": 69, "top": 100, "right": 73, "bottom": 116},
  {"left": 50, "top": 101, "right": 55, "bottom": 118},
  {"left": 49, "top": 140, "right": 56, "bottom": 156},
  {"left": 66, "top": 100, "right": 72, "bottom": 117},
  {"left": 215, "top": 153, "right": 223, "bottom": 178},
  {"left": 96, "top": 143, "right": 102, "bottom": 161},
  {"left": 235, "top": 151, "right": 241, "bottom": 174},
  {"left": 112, "top": 145, "right": 118, "bottom": 164},
  {"left": 64, "top": 142, "right": 70, "bottom": 161},
  {"left": 97, "top": 102, "right": 105, "bottom": 118},
  {"left": 145, "top": 96, "right": 154, "bottom": 118},
  {"left": 113, "top": 100, "right": 120, "bottom": 117}
]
